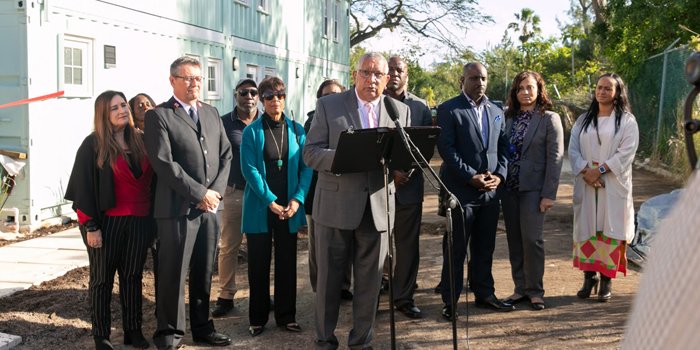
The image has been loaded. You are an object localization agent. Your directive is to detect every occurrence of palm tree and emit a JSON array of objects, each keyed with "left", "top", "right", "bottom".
[{"left": 507, "top": 8, "right": 542, "bottom": 44}]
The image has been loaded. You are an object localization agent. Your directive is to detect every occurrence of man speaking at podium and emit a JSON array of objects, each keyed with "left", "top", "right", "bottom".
[{"left": 304, "top": 52, "right": 411, "bottom": 350}]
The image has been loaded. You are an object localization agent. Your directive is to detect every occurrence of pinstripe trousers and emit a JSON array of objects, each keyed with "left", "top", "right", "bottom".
[{"left": 80, "top": 215, "right": 152, "bottom": 336}]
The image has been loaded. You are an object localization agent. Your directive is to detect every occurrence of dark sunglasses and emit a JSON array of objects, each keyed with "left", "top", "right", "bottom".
[
  {"left": 262, "top": 90, "right": 286, "bottom": 101},
  {"left": 238, "top": 89, "right": 258, "bottom": 97}
]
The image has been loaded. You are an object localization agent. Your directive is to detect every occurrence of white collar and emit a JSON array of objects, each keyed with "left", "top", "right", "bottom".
[{"left": 173, "top": 95, "right": 197, "bottom": 113}]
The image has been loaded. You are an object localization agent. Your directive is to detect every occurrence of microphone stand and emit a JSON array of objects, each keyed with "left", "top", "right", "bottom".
[
  {"left": 390, "top": 116, "right": 462, "bottom": 350},
  {"left": 380, "top": 135, "right": 398, "bottom": 350}
]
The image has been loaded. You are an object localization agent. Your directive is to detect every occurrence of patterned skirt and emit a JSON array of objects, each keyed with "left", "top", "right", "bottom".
[
  {"left": 573, "top": 231, "right": 627, "bottom": 279},
  {"left": 572, "top": 165, "right": 628, "bottom": 279}
]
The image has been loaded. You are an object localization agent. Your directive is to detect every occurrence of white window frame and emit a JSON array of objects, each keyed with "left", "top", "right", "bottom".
[
  {"left": 58, "top": 35, "right": 93, "bottom": 98},
  {"left": 205, "top": 58, "right": 222, "bottom": 100},
  {"left": 264, "top": 66, "right": 277, "bottom": 79},
  {"left": 323, "top": 0, "right": 331, "bottom": 38},
  {"left": 234, "top": 0, "right": 249, "bottom": 6},
  {"left": 258, "top": 0, "right": 269, "bottom": 14},
  {"left": 334, "top": 0, "right": 341, "bottom": 42},
  {"left": 246, "top": 64, "right": 261, "bottom": 83}
]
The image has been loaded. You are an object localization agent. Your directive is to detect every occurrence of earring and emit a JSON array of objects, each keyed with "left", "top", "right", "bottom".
[{"left": 613, "top": 98, "right": 618, "bottom": 105}]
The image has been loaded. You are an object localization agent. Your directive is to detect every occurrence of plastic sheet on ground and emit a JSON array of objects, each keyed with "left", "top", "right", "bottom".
[{"left": 627, "top": 189, "right": 683, "bottom": 267}]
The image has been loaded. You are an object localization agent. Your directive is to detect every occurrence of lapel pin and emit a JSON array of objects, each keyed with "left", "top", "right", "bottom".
[
  {"left": 495, "top": 115, "right": 502, "bottom": 122},
  {"left": 174, "top": 102, "right": 180, "bottom": 108}
]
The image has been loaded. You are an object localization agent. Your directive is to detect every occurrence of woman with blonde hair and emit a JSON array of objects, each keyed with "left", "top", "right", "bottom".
[{"left": 66, "top": 90, "right": 155, "bottom": 350}]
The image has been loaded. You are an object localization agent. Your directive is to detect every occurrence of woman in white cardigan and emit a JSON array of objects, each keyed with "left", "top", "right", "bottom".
[{"left": 569, "top": 73, "right": 639, "bottom": 302}]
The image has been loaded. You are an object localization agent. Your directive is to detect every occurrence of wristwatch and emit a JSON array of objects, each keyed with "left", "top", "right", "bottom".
[
  {"left": 84, "top": 220, "right": 100, "bottom": 232},
  {"left": 598, "top": 165, "right": 607, "bottom": 174}
]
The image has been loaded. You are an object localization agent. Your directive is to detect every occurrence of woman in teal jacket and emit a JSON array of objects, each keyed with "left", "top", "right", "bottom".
[{"left": 240, "top": 76, "right": 312, "bottom": 336}]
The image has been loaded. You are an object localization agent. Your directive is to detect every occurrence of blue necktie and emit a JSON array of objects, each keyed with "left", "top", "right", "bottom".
[
  {"left": 481, "top": 108, "right": 489, "bottom": 147},
  {"left": 189, "top": 107, "right": 199, "bottom": 125}
]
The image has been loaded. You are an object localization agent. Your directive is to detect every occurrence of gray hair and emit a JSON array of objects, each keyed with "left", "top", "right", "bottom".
[
  {"left": 356, "top": 52, "right": 388, "bottom": 74},
  {"left": 170, "top": 56, "right": 201, "bottom": 76}
]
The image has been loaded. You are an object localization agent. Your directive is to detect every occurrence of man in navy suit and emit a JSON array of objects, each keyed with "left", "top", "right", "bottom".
[{"left": 436, "top": 62, "right": 513, "bottom": 317}]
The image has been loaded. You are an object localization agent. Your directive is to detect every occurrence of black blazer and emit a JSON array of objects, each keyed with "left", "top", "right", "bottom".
[
  {"left": 144, "top": 97, "right": 232, "bottom": 218},
  {"left": 436, "top": 93, "right": 509, "bottom": 204},
  {"left": 395, "top": 91, "right": 433, "bottom": 205}
]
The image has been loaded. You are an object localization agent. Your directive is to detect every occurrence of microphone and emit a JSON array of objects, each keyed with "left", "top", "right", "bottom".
[{"left": 383, "top": 97, "right": 412, "bottom": 152}]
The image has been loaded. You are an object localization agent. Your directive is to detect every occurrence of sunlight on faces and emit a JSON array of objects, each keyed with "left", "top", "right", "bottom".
[
  {"left": 109, "top": 94, "right": 130, "bottom": 131},
  {"left": 387, "top": 57, "right": 408, "bottom": 92},
  {"left": 235, "top": 82, "right": 259, "bottom": 114},
  {"left": 516, "top": 76, "right": 538, "bottom": 110},
  {"left": 262, "top": 90, "right": 285, "bottom": 118},
  {"left": 132, "top": 95, "right": 153, "bottom": 124},
  {"left": 595, "top": 76, "right": 617, "bottom": 106},
  {"left": 461, "top": 64, "right": 488, "bottom": 101},
  {"left": 170, "top": 64, "right": 201, "bottom": 105},
  {"left": 353, "top": 58, "right": 389, "bottom": 101}
]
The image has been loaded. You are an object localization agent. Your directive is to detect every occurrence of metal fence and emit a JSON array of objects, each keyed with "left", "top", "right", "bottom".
[{"left": 629, "top": 46, "right": 696, "bottom": 170}]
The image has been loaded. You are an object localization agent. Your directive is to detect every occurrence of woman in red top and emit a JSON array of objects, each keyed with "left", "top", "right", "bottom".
[{"left": 65, "top": 90, "right": 155, "bottom": 350}]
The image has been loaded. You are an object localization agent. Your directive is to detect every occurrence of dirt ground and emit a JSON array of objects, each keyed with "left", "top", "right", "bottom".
[{"left": 0, "top": 159, "right": 681, "bottom": 350}]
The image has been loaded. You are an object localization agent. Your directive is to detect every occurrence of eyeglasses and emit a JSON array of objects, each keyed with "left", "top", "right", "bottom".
[
  {"left": 358, "top": 70, "right": 386, "bottom": 80},
  {"left": 173, "top": 75, "right": 204, "bottom": 84},
  {"left": 262, "top": 90, "right": 286, "bottom": 101},
  {"left": 238, "top": 89, "right": 258, "bottom": 97}
]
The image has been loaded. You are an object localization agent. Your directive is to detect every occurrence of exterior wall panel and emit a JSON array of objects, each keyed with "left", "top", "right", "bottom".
[{"left": 0, "top": 0, "right": 350, "bottom": 227}]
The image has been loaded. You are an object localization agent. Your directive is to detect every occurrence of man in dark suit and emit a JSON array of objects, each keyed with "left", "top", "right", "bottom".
[
  {"left": 304, "top": 52, "right": 411, "bottom": 350},
  {"left": 383, "top": 56, "right": 433, "bottom": 319},
  {"left": 436, "top": 62, "right": 513, "bottom": 318},
  {"left": 144, "top": 56, "right": 233, "bottom": 349}
]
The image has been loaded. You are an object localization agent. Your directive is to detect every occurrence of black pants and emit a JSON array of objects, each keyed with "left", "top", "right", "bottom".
[
  {"left": 80, "top": 215, "right": 151, "bottom": 337},
  {"left": 441, "top": 200, "right": 500, "bottom": 302},
  {"left": 392, "top": 201, "right": 422, "bottom": 308},
  {"left": 153, "top": 210, "right": 220, "bottom": 349},
  {"left": 246, "top": 211, "right": 298, "bottom": 327}
]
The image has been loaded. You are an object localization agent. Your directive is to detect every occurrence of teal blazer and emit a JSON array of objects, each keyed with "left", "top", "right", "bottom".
[{"left": 240, "top": 114, "right": 312, "bottom": 233}]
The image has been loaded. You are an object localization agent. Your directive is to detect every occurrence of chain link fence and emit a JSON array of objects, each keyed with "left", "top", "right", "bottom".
[{"left": 629, "top": 47, "right": 698, "bottom": 174}]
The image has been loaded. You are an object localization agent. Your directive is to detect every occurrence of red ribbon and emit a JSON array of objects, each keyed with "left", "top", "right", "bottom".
[{"left": 0, "top": 91, "right": 65, "bottom": 110}]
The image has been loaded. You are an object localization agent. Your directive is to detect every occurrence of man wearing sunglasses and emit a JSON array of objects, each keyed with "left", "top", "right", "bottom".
[
  {"left": 212, "top": 78, "right": 261, "bottom": 317},
  {"left": 304, "top": 52, "right": 411, "bottom": 350}
]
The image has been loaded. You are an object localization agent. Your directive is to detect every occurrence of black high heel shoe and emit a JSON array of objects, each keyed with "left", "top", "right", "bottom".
[
  {"left": 124, "top": 329, "right": 149, "bottom": 349},
  {"left": 577, "top": 271, "right": 600, "bottom": 299},
  {"left": 94, "top": 336, "right": 114, "bottom": 350},
  {"left": 598, "top": 276, "right": 612, "bottom": 302}
]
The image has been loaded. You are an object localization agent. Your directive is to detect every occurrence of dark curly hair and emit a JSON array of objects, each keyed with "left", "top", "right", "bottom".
[{"left": 505, "top": 71, "right": 552, "bottom": 119}]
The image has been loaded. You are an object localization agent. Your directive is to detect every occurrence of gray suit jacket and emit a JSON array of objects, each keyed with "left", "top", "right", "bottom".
[
  {"left": 144, "top": 97, "right": 232, "bottom": 218},
  {"left": 395, "top": 91, "right": 433, "bottom": 205},
  {"left": 505, "top": 109, "right": 564, "bottom": 199},
  {"left": 303, "top": 89, "right": 411, "bottom": 232}
]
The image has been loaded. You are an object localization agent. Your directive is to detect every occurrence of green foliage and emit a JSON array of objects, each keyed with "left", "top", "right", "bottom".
[
  {"left": 348, "top": 46, "right": 367, "bottom": 87},
  {"left": 507, "top": 8, "right": 542, "bottom": 44},
  {"left": 599, "top": 0, "right": 700, "bottom": 79}
]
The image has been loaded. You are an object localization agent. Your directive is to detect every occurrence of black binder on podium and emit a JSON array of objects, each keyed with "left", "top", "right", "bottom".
[{"left": 329, "top": 126, "right": 441, "bottom": 174}]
